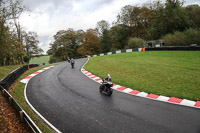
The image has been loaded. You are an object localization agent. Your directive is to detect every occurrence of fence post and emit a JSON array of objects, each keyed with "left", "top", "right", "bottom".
[
  {"left": 19, "top": 111, "right": 24, "bottom": 122},
  {"left": 9, "top": 97, "right": 13, "bottom": 104},
  {"left": 2, "top": 89, "right": 5, "bottom": 94}
]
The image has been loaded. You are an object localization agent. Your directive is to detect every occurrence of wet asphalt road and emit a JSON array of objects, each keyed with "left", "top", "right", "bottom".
[{"left": 27, "top": 58, "right": 200, "bottom": 133}]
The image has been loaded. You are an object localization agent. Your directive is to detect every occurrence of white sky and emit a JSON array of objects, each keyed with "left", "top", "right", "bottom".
[{"left": 19, "top": 0, "right": 200, "bottom": 53}]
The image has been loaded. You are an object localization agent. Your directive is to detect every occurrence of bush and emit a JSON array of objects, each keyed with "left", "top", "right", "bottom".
[
  {"left": 49, "top": 56, "right": 57, "bottom": 64},
  {"left": 184, "top": 28, "right": 200, "bottom": 45},
  {"left": 162, "top": 32, "right": 186, "bottom": 46},
  {"left": 125, "top": 37, "right": 144, "bottom": 49},
  {"left": 162, "top": 28, "right": 200, "bottom": 46}
]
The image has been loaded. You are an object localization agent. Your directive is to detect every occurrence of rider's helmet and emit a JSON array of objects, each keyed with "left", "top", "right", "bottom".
[
  {"left": 107, "top": 74, "right": 112, "bottom": 82},
  {"left": 71, "top": 58, "right": 74, "bottom": 63}
]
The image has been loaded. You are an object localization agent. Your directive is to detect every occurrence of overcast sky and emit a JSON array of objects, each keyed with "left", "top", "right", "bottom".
[{"left": 19, "top": 0, "right": 200, "bottom": 53}]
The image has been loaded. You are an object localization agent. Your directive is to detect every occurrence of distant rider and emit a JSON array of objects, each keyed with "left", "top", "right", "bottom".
[
  {"left": 70, "top": 58, "right": 75, "bottom": 68},
  {"left": 67, "top": 57, "right": 70, "bottom": 63}
]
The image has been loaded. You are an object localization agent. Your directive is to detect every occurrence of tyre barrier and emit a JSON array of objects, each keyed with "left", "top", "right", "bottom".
[
  {"left": 145, "top": 46, "right": 200, "bottom": 51},
  {"left": 90, "top": 48, "right": 138, "bottom": 57},
  {"left": 0, "top": 64, "right": 39, "bottom": 90},
  {"left": 88, "top": 46, "right": 200, "bottom": 58}
]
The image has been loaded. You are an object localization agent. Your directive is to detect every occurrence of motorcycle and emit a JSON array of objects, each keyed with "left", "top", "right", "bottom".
[
  {"left": 99, "top": 80, "right": 113, "bottom": 96},
  {"left": 71, "top": 59, "right": 75, "bottom": 68},
  {"left": 71, "top": 62, "right": 75, "bottom": 68}
]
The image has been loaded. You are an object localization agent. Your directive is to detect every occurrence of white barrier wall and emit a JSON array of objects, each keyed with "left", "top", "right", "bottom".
[
  {"left": 107, "top": 52, "right": 112, "bottom": 55},
  {"left": 126, "top": 49, "right": 133, "bottom": 52},
  {"left": 138, "top": 48, "right": 142, "bottom": 52},
  {"left": 116, "top": 50, "right": 121, "bottom": 54}
]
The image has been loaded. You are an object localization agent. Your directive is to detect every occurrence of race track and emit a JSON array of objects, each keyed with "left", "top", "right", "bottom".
[{"left": 26, "top": 58, "right": 200, "bottom": 133}]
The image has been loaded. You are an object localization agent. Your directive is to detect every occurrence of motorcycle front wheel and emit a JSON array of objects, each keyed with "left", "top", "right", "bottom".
[{"left": 99, "top": 84, "right": 105, "bottom": 93}]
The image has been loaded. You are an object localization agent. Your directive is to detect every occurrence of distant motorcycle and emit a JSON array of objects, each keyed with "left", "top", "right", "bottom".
[
  {"left": 71, "top": 59, "right": 75, "bottom": 68},
  {"left": 99, "top": 80, "right": 113, "bottom": 96}
]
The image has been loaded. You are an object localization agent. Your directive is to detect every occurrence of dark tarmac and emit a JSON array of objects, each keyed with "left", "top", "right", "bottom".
[{"left": 27, "top": 58, "right": 200, "bottom": 133}]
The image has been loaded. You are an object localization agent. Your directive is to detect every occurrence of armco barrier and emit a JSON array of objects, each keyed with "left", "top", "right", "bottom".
[
  {"left": 0, "top": 64, "right": 42, "bottom": 133},
  {"left": 0, "top": 64, "right": 39, "bottom": 90},
  {"left": 1, "top": 85, "right": 42, "bottom": 133}
]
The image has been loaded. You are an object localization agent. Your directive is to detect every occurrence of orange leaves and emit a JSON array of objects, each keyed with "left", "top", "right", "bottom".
[
  {"left": 78, "top": 29, "right": 101, "bottom": 55},
  {"left": 0, "top": 92, "right": 31, "bottom": 132}
]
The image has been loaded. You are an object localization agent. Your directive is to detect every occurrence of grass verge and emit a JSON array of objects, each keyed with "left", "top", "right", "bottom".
[
  {"left": 0, "top": 65, "right": 24, "bottom": 80},
  {"left": 9, "top": 65, "right": 56, "bottom": 133},
  {"left": 84, "top": 51, "right": 200, "bottom": 101}
]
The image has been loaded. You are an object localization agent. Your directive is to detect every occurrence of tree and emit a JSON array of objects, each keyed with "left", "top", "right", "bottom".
[
  {"left": 24, "top": 31, "right": 43, "bottom": 61},
  {"left": 78, "top": 29, "right": 101, "bottom": 55},
  {"left": 10, "top": 0, "right": 28, "bottom": 43},
  {"left": 115, "top": 5, "right": 153, "bottom": 38},
  {"left": 100, "top": 30, "right": 112, "bottom": 53},
  {"left": 147, "top": 0, "right": 190, "bottom": 40},
  {"left": 50, "top": 28, "right": 83, "bottom": 61},
  {"left": 0, "top": 0, "right": 37, "bottom": 65},
  {"left": 185, "top": 5, "right": 200, "bottom": 29},
  {"left": 96, "top": 20, "right": 110, "bottom": 36},
  {"left": 96, "top": 20, "right": 111, "bottom": 53},
  {"left": 109, "top": 24, "right": 130, "bottom": 50}
]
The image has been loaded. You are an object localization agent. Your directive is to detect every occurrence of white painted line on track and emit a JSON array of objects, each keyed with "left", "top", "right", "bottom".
[{"left": 24, "top": 66, "right": 62, "bottom": 133}]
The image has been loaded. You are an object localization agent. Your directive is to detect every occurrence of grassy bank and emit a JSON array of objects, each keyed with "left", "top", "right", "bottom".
[
  {"left": 0, "top": 65, "right": 23, "bottom": 80},
  {"left": 9, "top": 66, "right": 55, "bottom": 133},
  {"left": 29, "top": 55, "right": 50, "bottom": 66},
  {"left": 84, "top": 51, "right": 200, "bottom": 101}
]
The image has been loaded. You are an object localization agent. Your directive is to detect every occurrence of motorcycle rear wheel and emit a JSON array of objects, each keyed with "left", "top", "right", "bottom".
[{"left": 107, "top": 88, "right": 113, "bottom": 96}]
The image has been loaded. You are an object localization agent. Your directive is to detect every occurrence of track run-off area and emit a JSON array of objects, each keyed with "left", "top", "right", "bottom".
[{"left": 25, "top": 58, "right": 200, "bottom": 133}]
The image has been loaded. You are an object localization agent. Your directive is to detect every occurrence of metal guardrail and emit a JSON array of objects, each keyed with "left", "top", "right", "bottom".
[
  {"left": 0, "top": 64, "right": 42, "bottom": 133},
  {"left": 1, "top": 85, "right": 42, "bottom": 133}
]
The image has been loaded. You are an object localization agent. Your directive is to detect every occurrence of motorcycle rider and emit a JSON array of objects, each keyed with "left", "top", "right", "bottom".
[
  {"left": 70, "top": 58, "right": 75, "bottom": 68},
  {"left": 99, "top": 74, "right": 113, "bottom": 96},
  {"left": 104, "top": 74, "right": 112, "bottom": 82},
  {"left": 67, "top": 57, "right": 70, "bottom": 63}
]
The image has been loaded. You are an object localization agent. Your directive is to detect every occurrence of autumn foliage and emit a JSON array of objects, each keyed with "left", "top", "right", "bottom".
[{"left": 78, "top": 29, "right": 101, "bottom": 55}]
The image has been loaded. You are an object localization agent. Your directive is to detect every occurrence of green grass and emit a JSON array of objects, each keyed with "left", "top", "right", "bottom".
[
  {"left": 84, "top": 51, "right": 200, "bottom": 101},
  {"left": 0, "top": 65, "right": 23, "bottom": 80},
  {"left": 9, "top": 65, "right": 55, "bottom": 133},
  {"left": 29, "top": 55, "right": 51, "bottom": 66}
]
